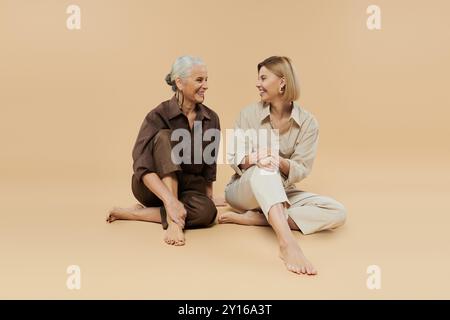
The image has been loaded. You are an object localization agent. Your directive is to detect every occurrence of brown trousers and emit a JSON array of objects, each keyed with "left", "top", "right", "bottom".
[{"left": 131, "top": 129, "right": 217, "bottom": 230}]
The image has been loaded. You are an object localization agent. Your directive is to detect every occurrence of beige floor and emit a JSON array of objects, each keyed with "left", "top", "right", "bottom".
[
  {"left": 1, "top": 149, "right": 449, "bottom": 300},
  {"left": 1, "top": 0, "right": 450, "bottom": 301}
]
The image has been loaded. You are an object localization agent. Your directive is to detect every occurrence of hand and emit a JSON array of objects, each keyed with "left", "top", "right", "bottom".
[
  {"left": 164, "top": 199, "right": 187, "bottom": 228},
  {"left": 257, "top": 154, "right": 280, "bottom": 172},
  {"left": 248, "top": 148, "right": 272, "bottom": 164}
]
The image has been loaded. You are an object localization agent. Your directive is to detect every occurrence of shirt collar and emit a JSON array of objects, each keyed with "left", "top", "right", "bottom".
[
  {"left": 167, "top": 95, "right": 210, "bottom": 121},
  {"left": 260, "top": 102, "right": 302, "bottom": 126}
]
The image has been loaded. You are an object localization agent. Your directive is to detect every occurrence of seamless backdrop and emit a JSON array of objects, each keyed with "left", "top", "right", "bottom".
[{"left": 1, "top": 0, "right": 449, "bottom": 299}]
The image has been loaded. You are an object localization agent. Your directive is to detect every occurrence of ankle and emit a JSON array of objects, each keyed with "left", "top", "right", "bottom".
[{"left": 279, "top": 238, "right": 297, "bottom": 249}]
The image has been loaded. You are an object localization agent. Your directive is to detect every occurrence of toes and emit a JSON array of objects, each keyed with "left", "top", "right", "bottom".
[
  {"left": 175, "top": 240, "right": 185, "bottom": 246},
  {"left": 300, "top": 266, "right": 306, "bottom": 274},
  {"left": 111, "top": 207, "right": 119, "bottom": 213},
  {"left": 287, "top": 264, "right": 301, "bottom": 275},
  {"left": 306, "top": 266, "right": 312, "bottom": 275},
  {"left": 305, "top": 264, "right": 317, "bottom": 275}
]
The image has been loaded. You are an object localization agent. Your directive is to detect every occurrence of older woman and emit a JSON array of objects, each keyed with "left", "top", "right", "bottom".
[
  {"left": 107, "top": 56, "right": 221, "bottom": 246},
  {"left": 220, "top": 56, "right": 347, "bottom": 275}
]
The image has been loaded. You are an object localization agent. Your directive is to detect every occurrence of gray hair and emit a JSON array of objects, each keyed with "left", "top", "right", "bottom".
[{"left": 165, "top": 55, "right": 205, "bottom": 92}]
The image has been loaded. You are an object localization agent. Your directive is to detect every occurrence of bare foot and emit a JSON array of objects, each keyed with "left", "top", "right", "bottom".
[
  {"left": 164, "top": 222, "right": 185, "bottom": 246},
  {"left": 218, "top": 210, "right": 269, "bottom": 226},
  {"left": 279, "top": 241, "right": 317, "bottom": 275},
  {"left": 106, "top": 203, "right": 144, "bottom": 223}
]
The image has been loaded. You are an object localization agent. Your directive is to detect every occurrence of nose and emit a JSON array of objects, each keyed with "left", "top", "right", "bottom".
[
  {"left": 256, "top": 79, "right": 261, "bottom": 88},
  {"left": 203, "top": 80, "right": 208, "bottom": 90}
]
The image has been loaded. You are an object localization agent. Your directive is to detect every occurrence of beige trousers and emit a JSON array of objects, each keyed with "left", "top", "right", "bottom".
[{"left": 224, "top": 166, "right": 347, "bottom": 235}]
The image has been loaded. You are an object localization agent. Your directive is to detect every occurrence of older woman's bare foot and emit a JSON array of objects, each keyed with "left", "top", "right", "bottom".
[
  {"left": 164, "top": 222, "right": 185, "bottom": 246},
  {"left": 279, "top": 241, "right": 317, "bottom": 276},
  {"left": 106, "top": 203, "right": 144, "bottom": 223},
  {"left": 218, "top": 210, "right": 269, "bottom": 226}
]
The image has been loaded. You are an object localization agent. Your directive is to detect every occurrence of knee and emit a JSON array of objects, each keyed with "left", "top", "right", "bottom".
[
  {"left": 182, "top": 193, "right": 217, "bottom": 228},
  {"left": 248, "top": 166, "right": 282, "bottom": 188}
]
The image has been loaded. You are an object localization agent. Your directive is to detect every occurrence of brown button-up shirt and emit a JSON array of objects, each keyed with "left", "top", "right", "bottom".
[{"left": 132, "top": 95, "right": 221, "bottom": 183}]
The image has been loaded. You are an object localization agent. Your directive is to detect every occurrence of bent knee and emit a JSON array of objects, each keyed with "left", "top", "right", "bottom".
[
  {"left": 248, "top": 166, "right": 283, "bottom": 189},
  {"left": 182, "top": 193, "right": 217, "bottom": 228}
]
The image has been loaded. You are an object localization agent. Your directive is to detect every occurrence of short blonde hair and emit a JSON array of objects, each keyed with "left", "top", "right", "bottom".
[{"left": 257, "top": 56, "right": 300, "bottom": 101}]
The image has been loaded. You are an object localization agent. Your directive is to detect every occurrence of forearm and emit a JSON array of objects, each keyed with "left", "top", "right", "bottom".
[
  {"left": 142, "top": 173, "right": 175, "bottom": 204},
  {"left": 278, "top": 157, "right": 290, "bottom": 177},
  {"left": 238, "top": 154, "right": 254, "bottom": 171}
]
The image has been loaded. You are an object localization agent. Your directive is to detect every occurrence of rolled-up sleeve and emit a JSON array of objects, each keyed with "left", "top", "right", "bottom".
[
  {"left": 285, "top": 117, "right": 319, "bottom": 186},
  {"left": 132, "top": 112, "right": 164, "bottom": 182}
]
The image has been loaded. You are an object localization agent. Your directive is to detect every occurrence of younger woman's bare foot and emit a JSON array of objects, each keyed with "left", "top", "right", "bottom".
[
  {"left": 279, "top": 241, "right": 317, "bottom": 275},
  {"left": 164, "top": 222, "right": 185, "bottom": 246},
  {"left": 106, "top": 203, "right": 144, "bottom": 223},
  {"left": 218, "top": 210, "right": 269, "bottom": 226}
]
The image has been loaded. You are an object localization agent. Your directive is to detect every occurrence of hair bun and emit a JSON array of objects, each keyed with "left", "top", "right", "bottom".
[{"left": 165, "top": 73, "right": 173, "bottom": 86}]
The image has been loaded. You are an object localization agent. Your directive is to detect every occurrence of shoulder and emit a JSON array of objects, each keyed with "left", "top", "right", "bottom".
[
  {"left": 139, "top": 99, "right": 172, "bottom": 125},
  {"left": 147, "top": 99, "right": 171, "bottom": 116},
  {"left": 238, "top": 101, "right": 265, "bottom": 119},
  {"left": 200, "top": 103, "right": 220, "bottom": 123},
  {"left": 295, "top": 103, "right": 319, "bottom": 131},
  {"left": 240, "top": 101, "right": 264, "bottom": 114}
]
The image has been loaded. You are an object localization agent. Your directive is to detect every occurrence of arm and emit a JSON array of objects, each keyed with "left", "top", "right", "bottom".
[
  {"left": 142, "top": 172, "right": 175, "bottom": 205},
  {"left": 284, "top": 117, "right": 319, "bottom": 186},
  {"left": 238, "top": 154, "right": 255, "bottom": 171},
  {"left": 142, "top": 173, "right": 185, "bottom": 227},
  {"left": 227, "top": 110, "right": 251, "bottom": 175},
  {"left": 278, "top": 157, "right": 291, "bottom": 177}
]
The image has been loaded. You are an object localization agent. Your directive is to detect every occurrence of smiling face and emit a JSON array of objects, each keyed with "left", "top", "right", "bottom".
[
  {"left": 256, "top": 66, "right": 286, "bottom": 103},
  {"left": 176, "top": 64, "right": 208, "bottom": 105}
]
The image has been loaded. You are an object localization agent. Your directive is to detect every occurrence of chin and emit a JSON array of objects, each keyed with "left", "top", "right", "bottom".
[{"left": 195, "top": 96, "right": 205, "bottom": 103}]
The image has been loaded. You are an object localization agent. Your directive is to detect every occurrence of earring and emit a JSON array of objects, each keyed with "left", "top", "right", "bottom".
[{"left": 176, "top": 90, "right": 184, "bottom": 107}]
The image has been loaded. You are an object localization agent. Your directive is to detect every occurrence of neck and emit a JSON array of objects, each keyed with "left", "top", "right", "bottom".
[
  {"left": 270, "top": 98, "right": 292, "bottom": 118},
  {"left": 178, "top": 97, "right": 196, "bottom": 115}
]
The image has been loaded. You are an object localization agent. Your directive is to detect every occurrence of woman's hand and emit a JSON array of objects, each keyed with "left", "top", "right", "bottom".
[
  {"left": 256, "top": 154, "right": 280, "bottom": 172},
  {"left": 164, "top": 198, "right": 187, "bottom": 228}
]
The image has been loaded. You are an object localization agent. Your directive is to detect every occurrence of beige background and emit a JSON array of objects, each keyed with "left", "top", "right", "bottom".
[{"left": 1, "top": 0, "right": 449, "bottom": 299}]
